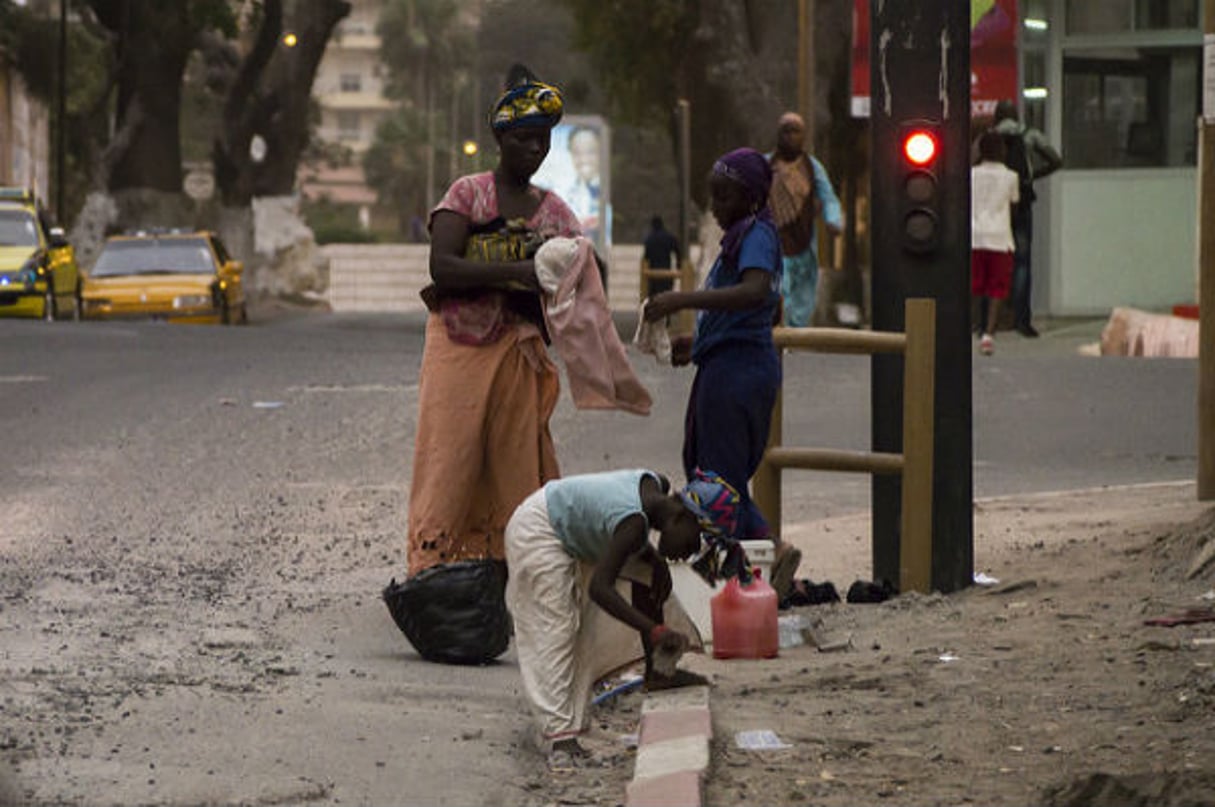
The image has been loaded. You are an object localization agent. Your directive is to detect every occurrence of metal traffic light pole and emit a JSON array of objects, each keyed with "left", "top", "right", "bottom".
[{"left": 868, "top": 0, "right": 973, "bottom": 593}]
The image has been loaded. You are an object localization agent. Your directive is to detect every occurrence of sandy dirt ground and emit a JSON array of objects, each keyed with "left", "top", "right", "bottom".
[
  {"left": 3, "top": 465, "right": 1210, "bottom": 807},
  {"left": 537, "top": 481, "right": 1215, "bottom": 807}
]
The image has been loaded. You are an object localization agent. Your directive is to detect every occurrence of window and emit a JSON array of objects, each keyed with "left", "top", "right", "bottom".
[
  {"left": 1020, "top": 0, "right": 1050, "bottom": 136},
  {"left": 337, "top": 112, "right": 361, "bottom": 142},
  {"left": 1062, "top": 47, "right": 1200, "bottom": 168},
  {"left": 1066, "top": 0, "right": 1198, "bottom": 34},
  {"left": 1134, "top": 0, "right": 1199, "bottom": 30},
  {"left": 340, "top": 73, "right": 362, "bottom": 93}
]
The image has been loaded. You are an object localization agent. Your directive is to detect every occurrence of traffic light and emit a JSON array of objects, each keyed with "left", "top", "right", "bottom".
[{"left": 898, "top": 120, "right": 942, "bottom": 254}]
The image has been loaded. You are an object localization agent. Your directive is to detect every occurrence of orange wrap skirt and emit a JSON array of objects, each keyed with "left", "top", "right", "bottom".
[{"left": 407, "top": 314, "right": 561, "bottom": 575}]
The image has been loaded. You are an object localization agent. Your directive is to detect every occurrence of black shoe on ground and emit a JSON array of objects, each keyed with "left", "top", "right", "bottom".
[{"left": 1016, "top": 323, "right": 1040, "bottom": 338}]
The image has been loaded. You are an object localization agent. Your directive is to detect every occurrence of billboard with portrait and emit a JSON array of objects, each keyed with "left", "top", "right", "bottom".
[{"left": 531, "top": 114, "right": 611, "bottom": 256}]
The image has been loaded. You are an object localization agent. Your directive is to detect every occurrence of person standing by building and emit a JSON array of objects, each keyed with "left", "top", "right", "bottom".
[
  {"left": 992, "top": 99, "right": 1062, "bottom": 338},
  {"left": 641, "top": 215, "right": 680, "bottom": 297},
  {"left": 767, "top": 112, "right": 843, "bottom": 327},
  {"left": 971, "top": 129, "right": 1020, "bottom": 356}
]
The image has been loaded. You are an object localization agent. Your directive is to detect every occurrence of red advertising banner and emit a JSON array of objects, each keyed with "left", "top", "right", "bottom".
[{"left": 851, "top": 0, "right": 1019, "bottom": 119}]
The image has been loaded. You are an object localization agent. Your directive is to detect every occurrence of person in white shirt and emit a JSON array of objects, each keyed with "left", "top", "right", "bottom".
[{"left": 971, "top": 129, "right": 1020, "bottom": 355}]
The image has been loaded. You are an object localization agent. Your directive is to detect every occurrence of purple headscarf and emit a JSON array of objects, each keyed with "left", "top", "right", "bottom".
[{"left": 712, "top": 148, "right": 776, "bottom": 263}]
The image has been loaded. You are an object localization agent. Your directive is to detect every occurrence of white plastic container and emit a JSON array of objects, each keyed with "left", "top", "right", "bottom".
[{"left": 669, "top": 539, "right": 775, "bottom": 644}]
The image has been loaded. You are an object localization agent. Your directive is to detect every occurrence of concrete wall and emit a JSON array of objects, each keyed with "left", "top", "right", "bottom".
[
  {"left": 0, "top": 63, "right": 50, "bottom": 198},
  {"left": 1046, "top": 168, "right": 1197, "bottom": 315},
  {"left": 324, "top": 243, "right": 653, "bottom": 313}
]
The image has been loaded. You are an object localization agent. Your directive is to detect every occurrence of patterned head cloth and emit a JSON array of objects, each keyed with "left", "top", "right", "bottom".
[
  {"left": 678, "top": 468, "right": 740, "bottom": 538},
  {"left": 712, "top": 147, "right": 777, "bottom": 264},
  {"left": 679, "top": 469, "right": 754, "bottom": 586},
  {"left": 490, "top": 65, "right": 564, "bottom": 133},
  {"left": 712, "top": 147, "right": 774, "bottom": 211}
]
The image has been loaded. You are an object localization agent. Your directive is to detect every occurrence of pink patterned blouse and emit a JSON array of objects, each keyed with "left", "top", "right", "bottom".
[{"left": 431, "top": 171, "right": 582, "bottom": 239}]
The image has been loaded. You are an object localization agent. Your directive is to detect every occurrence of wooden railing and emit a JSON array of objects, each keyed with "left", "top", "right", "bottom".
[{"left": 752, "top": 298, "right": 937, "bottom": 593}]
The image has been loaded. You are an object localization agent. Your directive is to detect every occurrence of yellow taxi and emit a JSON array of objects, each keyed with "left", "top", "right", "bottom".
[
  {"left": 82, "top": 230, "right": 247, "bottom": 324},
  {"left": 0, "top": 187, "right": 82, "bottom": 320}
]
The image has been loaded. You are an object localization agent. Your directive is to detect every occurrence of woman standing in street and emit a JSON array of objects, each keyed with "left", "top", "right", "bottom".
[{"left": 404, "top": 64, "right": 580, "bottom": 598}]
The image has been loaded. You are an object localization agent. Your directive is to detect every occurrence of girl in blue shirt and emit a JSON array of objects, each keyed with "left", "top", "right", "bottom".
[{"left": 644, "top": 148, "right": 783, "bottom": 545}]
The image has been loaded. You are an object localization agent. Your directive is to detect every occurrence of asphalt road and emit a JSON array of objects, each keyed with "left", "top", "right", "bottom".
[{"left": 0, "top": 311, "right": 1198, "bottom": 805}]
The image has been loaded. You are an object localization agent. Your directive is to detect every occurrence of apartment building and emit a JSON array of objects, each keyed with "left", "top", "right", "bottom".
[{"left": 299, "top": 0, "right": 393, "bottom": 213}]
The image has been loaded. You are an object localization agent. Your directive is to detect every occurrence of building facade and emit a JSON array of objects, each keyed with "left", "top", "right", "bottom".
[
  {"left": 0, "top": 50, "right": 51, "bottom": 199},
  {"left": 299, "top": 0, "right": 393, "bottom": 213},
  {"left": 1025, "top": 0, "right": 1205, "bottom": 315}
]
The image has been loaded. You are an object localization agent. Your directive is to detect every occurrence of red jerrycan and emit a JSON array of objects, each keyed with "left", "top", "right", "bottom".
[{"left": 710, "top": 569, "right": 779, "bottom": 659}]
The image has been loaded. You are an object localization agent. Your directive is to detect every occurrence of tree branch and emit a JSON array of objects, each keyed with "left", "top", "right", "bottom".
[
  {"left": 94, "top": 93, "right": 144, "bottom": 188},
  {"left": 223, "top": 0, "right": 282, "bottom": 125}
]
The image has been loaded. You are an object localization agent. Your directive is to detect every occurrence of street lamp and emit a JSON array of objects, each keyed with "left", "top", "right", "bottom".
[
  {"left": 462, "top": 140, "right": 478, "bottom": 157},
  {"left": 282, "top": 31, "right": 298, "bottom": 47}
]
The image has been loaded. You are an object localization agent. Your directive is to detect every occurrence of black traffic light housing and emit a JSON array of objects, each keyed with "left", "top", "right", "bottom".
[
  {"left": 898, "top": 119, "right": 942, "bottom": 255},
  {"left": 868, "top": 0, "right": 972, "bottom": 595}
]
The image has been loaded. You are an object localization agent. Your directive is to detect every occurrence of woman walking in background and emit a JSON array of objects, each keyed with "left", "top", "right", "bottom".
[{"left": 767, "top": 111, "right": 843, "bottom": 327}]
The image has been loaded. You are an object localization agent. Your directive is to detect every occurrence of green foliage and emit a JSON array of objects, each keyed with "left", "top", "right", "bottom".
[
  {"left": 303, "top": 197, "right": 378, "bottom": 244},
  {"left": 368, "top": 0, "right": 475, "bottom": 226},
  {"left": 362, "top": 105, "right": 431, "bottom": 222},
  {"left": 552, "top": 0, "right": 697, "bottom": 125},
  {"left": 377, "top": 0, "right": 472, "bottom": 100},
  {"left": 187, "top": 0, "right": 241, "bottom": 39},
  {"left": 0, "top": 2, "right": 107, "bottom": 104}
]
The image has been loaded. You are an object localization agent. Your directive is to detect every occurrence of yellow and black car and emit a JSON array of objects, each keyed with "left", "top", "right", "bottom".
[
  {"left": 82, "top": 230, "right": 247, "bottom": 324},
  {"left": 0, "top": 187, "right": 82, "bottom": 320}
]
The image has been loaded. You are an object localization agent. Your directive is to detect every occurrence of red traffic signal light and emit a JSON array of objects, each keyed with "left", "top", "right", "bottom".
[
  {"left": 898, "top": 121, "right": 942, "bottom": 254},
  {"left": 902, "top": 130, "right": 938, "bottom": 166}
]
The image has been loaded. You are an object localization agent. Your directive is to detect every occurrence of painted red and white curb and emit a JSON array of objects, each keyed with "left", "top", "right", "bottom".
[{"left": 625, "top": 686, "right": 712, "bottom": 807}]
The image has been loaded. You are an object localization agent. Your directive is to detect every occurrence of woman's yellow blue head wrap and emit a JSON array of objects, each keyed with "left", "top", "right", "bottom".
[{"left": 490, "top": 64, "right": 564, "bottom": 132}]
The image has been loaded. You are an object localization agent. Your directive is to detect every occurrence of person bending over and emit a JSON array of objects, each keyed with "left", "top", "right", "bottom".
[{"left": 504, "top": 468, "right": 738, "bottom": 769}]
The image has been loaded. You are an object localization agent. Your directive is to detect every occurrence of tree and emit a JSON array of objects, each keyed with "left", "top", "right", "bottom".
[
  {"left": 84, "top": 0, "right": 239, "bottom": 193},
  {"left": 554, "top": 0, "right": 802, "bottom": 208},
  {"left": 210, "top": 0, "right": 352, "bottom": 207},
  {"left": 0, "top": 0, "right": 112, "bottom": 221},
  {"left": 362, "top": 105, "right": 431, "bottom": 236},
  {"left": 364, "top": 0, "right": 472, "bottom": 229}
]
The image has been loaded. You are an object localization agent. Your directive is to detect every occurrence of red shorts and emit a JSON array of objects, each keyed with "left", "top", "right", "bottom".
[{"left": 971, "top": 249, "right": 1013, "bottom": 299}]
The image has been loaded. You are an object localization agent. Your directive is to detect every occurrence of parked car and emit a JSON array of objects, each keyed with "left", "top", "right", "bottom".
[
  {"left": 0, "top": 187, "right": 82, "bottom": 320},
  {"left": 82, "top": 230, "right": 247, "bottom": 324}
]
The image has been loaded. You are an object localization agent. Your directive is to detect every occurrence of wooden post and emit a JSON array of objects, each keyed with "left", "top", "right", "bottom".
[
  {"left": 899, "top": 298, "right": 936, "bottom": 593},
  {"left": 1199, "top": 0, "right": 1215, "bottom": 500},
  {"left": 675, "top": 99, "right": 696, "bottom": 336},
  {"left": 798, "top": 0, "right": 816, "bottom": 148},
  {"left": 753, "top": 365, "right": 783, "bottom": 537}
]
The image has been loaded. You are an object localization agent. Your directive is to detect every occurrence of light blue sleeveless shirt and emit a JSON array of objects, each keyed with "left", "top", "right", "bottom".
[{"left": 543, "top": 469, "right": 658, "bottom": 561}]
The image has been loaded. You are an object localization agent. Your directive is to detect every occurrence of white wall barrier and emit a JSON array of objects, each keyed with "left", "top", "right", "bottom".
[{"left": 323, "top": 242, "right": 650, "bottom": 314}]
